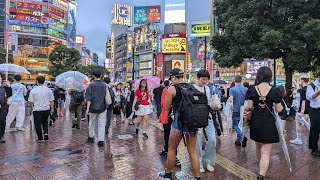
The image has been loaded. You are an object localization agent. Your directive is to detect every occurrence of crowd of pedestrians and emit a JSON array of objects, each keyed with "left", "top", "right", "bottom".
[{"left": 0, "top": 66, "right": 320, "bottom": 180}]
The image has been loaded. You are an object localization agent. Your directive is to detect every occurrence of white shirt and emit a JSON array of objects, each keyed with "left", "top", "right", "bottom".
[
  {"left": 28, "top": 86, "right": 55, "bottom": 111},
  {"left": 193, "top": 84, "right": 212, "bottom": 103},
  {"left": 306, "top": 80, "right": 320, "bottom": 109}
]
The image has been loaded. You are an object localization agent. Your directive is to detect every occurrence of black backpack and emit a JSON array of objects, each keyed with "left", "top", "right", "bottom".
[
  {"left": 73, "top": 91, "right": 85, "bottom": 104},
  {"left": 0, "top": 85, "right": 6, "bottom": 106},
  {"left": 108, "top": 86, "right": 115, "bottom": 106},
  {"left": 174, "top": 83, "right": 210, "bottom": 129}
]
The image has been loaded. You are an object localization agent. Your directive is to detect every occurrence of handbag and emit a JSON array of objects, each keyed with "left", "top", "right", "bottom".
[
  {"left": 210, "top": 94, "right": 222, "bottom": 110},
  {"left": 134, "top": 97, "right": 142, "bottom": 111},
  {"left": 7, "top": 84, "right": 23, "bottom": 105}
]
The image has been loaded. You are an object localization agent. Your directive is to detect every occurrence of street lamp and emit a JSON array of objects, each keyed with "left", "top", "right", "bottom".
[{"left": 5, "top": 42, "right": 11, "bottom": 80}]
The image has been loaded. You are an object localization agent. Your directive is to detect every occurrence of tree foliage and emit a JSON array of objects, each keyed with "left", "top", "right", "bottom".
[
  {"left": 76, "top": 64, "right": 109, "bottom": 78},
  {"left": 212, "top": 0, "right": 320, "bottom": 88},
  {"left": 0, "top": 47, "right": 13, "bottom": 64},
  {"left": 49, "top": 45, "right": 81, "bottom": 77}
]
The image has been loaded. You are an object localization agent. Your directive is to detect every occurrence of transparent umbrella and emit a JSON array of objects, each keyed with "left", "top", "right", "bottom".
[
  {"left": 0, "top": 63, "right": 30, "bottom": 75},
  {"left": 55, "top": 71, "right": 89, "bottom": 91}
]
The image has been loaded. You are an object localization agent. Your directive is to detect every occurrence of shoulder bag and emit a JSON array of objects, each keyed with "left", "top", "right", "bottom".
[{"left": 7, "top": 84, "right": 23, "bottom": 105}]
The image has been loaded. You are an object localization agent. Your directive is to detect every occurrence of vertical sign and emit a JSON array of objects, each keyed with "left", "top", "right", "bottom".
[{"left": 112, "top": 4, "right": 133, "bottom": 27}]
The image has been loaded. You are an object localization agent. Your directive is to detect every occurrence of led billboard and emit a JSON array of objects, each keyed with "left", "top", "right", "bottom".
[
  {"left": 134, "top": 6, "right": 161, "bottom": 24},
  {"left": 165, "top": 0, "right": 185, "bottom": 24}
]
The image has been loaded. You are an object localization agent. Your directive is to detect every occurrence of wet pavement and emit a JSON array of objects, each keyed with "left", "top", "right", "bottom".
[{"left": 0, "top": 111, "right": 320, "bottom": 180}]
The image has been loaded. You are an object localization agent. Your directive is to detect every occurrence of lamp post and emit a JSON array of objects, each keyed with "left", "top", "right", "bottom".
[{"left": 5, "top": 42, "right": 10, "bottom": 80}]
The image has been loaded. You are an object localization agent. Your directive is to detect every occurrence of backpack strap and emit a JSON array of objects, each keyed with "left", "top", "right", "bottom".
[{"left": 310, "top": 83, "right": 316, "bottom": 91}]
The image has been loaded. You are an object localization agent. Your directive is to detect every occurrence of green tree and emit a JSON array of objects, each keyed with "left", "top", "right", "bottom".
[
  {"left": 76, "top": 64, "right": 109, "bottom": 78},
  {"left": 0, "top": 47, "right": 13, "bottom": 64},
  {"left": 49, "top": 45, "right": 81, "bottom": 77},
  {"left": 212, "top": 0, "right": 320, "bottom": 88}
]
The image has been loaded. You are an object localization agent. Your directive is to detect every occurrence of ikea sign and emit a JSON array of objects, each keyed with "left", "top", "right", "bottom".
[{"left": 191, "top": 21, "right": 211, "bottom": 37}]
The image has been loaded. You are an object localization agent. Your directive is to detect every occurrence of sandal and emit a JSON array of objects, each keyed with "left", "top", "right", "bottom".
[{"left": 175, "top": 158, "right": 181, "bottom": 167}]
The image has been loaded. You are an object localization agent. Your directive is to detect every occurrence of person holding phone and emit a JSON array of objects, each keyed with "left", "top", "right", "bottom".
[{"left": 0, "top": 73, "right": 12, "bottom": 143}]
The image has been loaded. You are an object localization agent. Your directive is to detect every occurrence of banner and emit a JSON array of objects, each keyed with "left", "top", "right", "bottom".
[
  {"left": 134, "top": 6, "right": 161, "bottom": 24},
  {"left": 165, "top": 0, "right": 185, "bottom": 24},
  {"left": 16, "top": 1, "right": 42, "bottom": 11},
  {"left": 76, "top": 35, "right": 84, "bottom": 45},
  {"left": 112, "top": 3, "right": 133, "bottom": 27},
  {"left": 191, "top": 20, "right": 211, "bottom": 37},
  {"left": 134, "top": 6, "right": 147, "bottom": 24},
  {"left": 147, "top": 6, "right": 161, "bottom": 22},
  {"left": 162, "top": 37, "right": 186, "bottom": 53},
  {"left": 172, "top": 60, "right": 185, "bottom": 72}
]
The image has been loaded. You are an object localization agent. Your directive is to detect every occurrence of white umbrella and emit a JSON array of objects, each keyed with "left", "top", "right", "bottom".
[
  {"left": 0, "top": 63, "right": 30, "bottom": 75},
  {"left": 55, "top": 71, "right": 89, "bottom": 91}
]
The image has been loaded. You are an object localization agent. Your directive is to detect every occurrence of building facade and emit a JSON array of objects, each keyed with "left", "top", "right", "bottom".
[{"left": 8, "top": 0, "right": 77, "bottom": 81}]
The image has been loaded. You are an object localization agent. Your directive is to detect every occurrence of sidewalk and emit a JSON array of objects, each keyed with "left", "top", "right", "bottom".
[{"left": 0, "top": 113, "right": 319, "bottom": 179}]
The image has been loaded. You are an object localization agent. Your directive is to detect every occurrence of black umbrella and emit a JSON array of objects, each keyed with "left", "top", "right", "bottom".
[{"left": 213, "top": 80, "right": 227, "bottom": 85}]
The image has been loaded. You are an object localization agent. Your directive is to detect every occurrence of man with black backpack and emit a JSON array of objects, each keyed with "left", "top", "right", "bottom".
[
  {"left": 306, "top": 72, "right": 320, "bottom": 158},
  {"left": 69, "top": 89, "right": 85, "bottom": 129},
  {"left": 85, "top": 69, "right": 108, "bottom": 147},
  {"left": 104, "top": 77, "right": 115, "bottom": 135},
  {"left": 158, "top": 68, "right": 204, "bottom": 180},
  {"left": 194, "top": 69, "right": 217, "bottom": 173}
]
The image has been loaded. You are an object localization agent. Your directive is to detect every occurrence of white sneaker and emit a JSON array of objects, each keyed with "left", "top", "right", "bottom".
[
  {"left": 200, "top": 167, "right": 205, "bottom": 173},
  {"left": 290, "top": 139, "right": 302, "bottom": 145},
  {"left": 206, "top": 164, "right": 215, "bottom": 172}
]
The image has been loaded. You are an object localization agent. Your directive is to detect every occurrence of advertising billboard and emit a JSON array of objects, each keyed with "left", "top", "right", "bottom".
[
  {"left": 246, "top": 61, "right": 269, "bottom": 74},
  {"left": 162, "top": 34, "right": 186, "bottom": 53},
  {"left": 165, "top": 0, "right": 185, "bottom": 24},
  {"left": 76, "top": 35, "right": 84, "bottom": 45},
  {"left": 134, "top": 6, "right": 161, "bottom": 24},
  {"left": 134, "top": 6, "right": 147, "bottom": 24},
  {"left": 127, "top": 32, "right": 133, "bottom": 54},
  {"left": 112, "top": 4, "right": 133, "bottom": 27},
  {"left": 191, "top": 20, "right": 211, "bottom": 37},
  {"left": 67, "top": 1, "right": 77, "bottom": 48},
  {"left": 172, "top": 60, "right": 185, "bottom": 72},
  {"left": 16, "top": 1, "right": 42, "bottom": 11}
]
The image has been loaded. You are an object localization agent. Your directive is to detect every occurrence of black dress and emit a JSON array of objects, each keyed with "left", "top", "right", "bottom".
[
  {"left": 245, "top": 86, "right": 282, "bottom": 143},
  {"left": 125, "top": 90, "right": 136, "bottom": 119}
]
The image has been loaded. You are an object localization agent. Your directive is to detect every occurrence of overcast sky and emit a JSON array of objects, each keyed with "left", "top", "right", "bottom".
[{"left": 76, "top": 0, "right": 210, "bottom": 65}]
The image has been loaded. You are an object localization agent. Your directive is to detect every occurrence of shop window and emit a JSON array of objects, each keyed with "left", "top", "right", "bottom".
[
  {"left": 11, "top": 25, "right": 21, "bottom": 32},
  {"left": 139, "top": 70, "right": 150, "bottom": 77},
  {"left": 22, "top": 25, "right": 29, "bottom": 33}
]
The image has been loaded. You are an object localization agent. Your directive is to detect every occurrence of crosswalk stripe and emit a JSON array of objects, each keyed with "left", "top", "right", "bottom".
[{"left": 149, "top": 119, "right": 257, "bottom": 180}]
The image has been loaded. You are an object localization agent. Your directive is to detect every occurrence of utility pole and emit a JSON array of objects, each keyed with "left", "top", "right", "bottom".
[
  {"left": 204, "top": 36, "right": 207, "bottom": 69},
  {"left": 132, "top": 43, "right": 135, "bottom": 80}
]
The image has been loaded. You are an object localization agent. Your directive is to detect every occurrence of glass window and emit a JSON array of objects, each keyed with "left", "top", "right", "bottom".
[
  {"left": 31, "top": 38, "right": 41, "bottom": 46},
  {"left": 11, "top": 25, "right": 21, "bottom": 32},
  {"left": 139, "top": 62, "right": 152, "bottom": 69},
  {"left": 0, "top": 20, "right": 4, "bottom": 28},
  {"left": 139, "top": 70, "right": 151, "bottom": 77},
  {"left": 22, "top": 25, "right": 29, "bottom": 33}
]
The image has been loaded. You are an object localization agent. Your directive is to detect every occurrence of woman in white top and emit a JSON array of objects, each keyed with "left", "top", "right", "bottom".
[{"left": 113, "top": 83, "right": 125, "bottom": 123}]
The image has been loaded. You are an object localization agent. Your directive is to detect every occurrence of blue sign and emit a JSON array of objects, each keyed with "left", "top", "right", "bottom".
[
  {"left": 119, "top": 6, "right": 129, "bottom": 18},
  {"left": 9, "top": 20, "right": 48, "bottom": 28},
  {"left": 134, "top": 6, "right": 147, "bottom": 24}
]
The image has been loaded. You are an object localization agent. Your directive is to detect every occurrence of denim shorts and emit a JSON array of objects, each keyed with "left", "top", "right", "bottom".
[{"left": 171, "top": 116, "right": 197, "bottom": 134}]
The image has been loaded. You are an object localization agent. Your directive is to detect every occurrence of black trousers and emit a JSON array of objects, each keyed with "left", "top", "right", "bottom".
[
  {"left": 163, "top": 117, "right": 173, "bottom": 152},
  {"left": 0, "top": 107, "right": 8, "bottom": 137},
  {"left": 33, "top": 110, "right": 50, "bottom": 140},
  {"left": 309, "top": 108, "right": 320, "bottom": 150}
]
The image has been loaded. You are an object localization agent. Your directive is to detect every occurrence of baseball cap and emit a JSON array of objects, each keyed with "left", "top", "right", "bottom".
[{"left": 169, "top": 68, "right": 184, "bottom": 80}]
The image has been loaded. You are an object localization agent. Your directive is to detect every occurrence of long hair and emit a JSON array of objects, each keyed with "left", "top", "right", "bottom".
[
  {"left": 116, "top": 83, "right": 123, "bottom": 94},
  {"left": 139, "top": 79, "right": 148, "bottom": 90}
]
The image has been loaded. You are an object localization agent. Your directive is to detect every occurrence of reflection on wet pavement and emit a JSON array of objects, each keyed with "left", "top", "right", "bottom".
[{"left": 0, "top": 113, "right": 319, "bottom": 179}]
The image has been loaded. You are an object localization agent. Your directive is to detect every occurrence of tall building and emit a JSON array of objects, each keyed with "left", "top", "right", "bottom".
[
  {"left": 0, "top": 0, "right": 7, "bottom": 48},
  {"left": 8, "top": 0, "right": 77, "bottom": 81},
  {"left": 92, "top": 52, "right": 98, "bottom": 65}
]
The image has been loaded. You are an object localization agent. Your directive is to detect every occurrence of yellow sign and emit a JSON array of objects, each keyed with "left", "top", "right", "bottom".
[
  {"left": 191, "top": 20, "right": 211, "bottom": 37},
  {"left": 162, "top": 38, "right": 186, "bottom": 53}
]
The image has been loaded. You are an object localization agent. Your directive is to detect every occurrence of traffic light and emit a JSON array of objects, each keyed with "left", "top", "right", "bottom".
[{"left": 215, "top": 70, "right": 220, "bottom": 77}]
